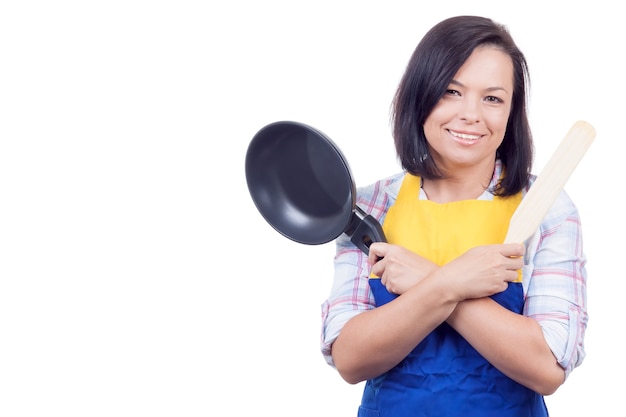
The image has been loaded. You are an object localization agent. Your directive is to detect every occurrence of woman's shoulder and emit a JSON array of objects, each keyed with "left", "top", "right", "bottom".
[
  {"left": 355, "top": 172, "right": 405, "bottom": 220},
  {"left": 357, "top": 172, "right": 404, "bottom": 199}
]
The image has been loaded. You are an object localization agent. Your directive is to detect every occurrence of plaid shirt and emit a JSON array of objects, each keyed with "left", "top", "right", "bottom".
[{"left": 320, "top": 160, "right": 588, "bottom": 379}]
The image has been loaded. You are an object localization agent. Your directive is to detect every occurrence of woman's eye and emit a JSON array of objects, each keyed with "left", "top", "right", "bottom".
[
  {"left": 485, "top": 95, "right": 504, "bottom": 103},
  {"left": 446, "top": 89, "right": 460, "bottom": 96}
]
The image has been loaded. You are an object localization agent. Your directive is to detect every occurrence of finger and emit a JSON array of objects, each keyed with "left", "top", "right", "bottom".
[
  {"left": 504, "top": 269, "right": 521, "bottom": 282},
  {"left": 500, "top": 256, "right": 523, "bottom": 278},
  {"left": 368, "top": 242, "right": 387, "bottom": 265},
  {"left": 370, "top": 258, "right": 385, "bottom": 278}
]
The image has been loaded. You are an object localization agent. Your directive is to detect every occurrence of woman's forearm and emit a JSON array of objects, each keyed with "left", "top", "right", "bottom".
[
  {"left": 332, "top": 273, "right": 458, "bottom": 384},
  {"left": 446, "top": 297, "right": 565, "bottom": 395}
]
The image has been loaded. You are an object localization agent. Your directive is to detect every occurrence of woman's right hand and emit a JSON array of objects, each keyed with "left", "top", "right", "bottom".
[{"left": 368, "top": 242, "right": 438, "bottom": 295}]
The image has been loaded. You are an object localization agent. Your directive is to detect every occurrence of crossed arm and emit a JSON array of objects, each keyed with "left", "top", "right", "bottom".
[{"left": 330, "top": 242, "right": 565, "bottom": 395}]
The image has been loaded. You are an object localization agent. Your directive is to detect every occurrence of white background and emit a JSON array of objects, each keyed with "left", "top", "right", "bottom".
[{"left": 0, "top": 1, "right": 622, "bottom": 415}]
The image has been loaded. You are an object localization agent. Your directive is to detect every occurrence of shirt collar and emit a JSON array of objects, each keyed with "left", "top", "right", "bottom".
[{"left": 383, "top": 159, "right": 504, "bottom": 202}]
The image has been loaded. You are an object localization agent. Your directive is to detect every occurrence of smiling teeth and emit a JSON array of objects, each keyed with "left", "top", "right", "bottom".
[{"left": 450, "top": 131, "right": 481, "bottom": 140}]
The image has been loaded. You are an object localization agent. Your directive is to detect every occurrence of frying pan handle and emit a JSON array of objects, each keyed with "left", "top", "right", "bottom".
[{"left": 347, "top": 206, "right": 387, "bottom": 255}]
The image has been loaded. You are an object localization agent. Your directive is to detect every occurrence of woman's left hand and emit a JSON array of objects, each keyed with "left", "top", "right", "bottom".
[{"left": 368, "top": 242, "right": 438, "bottom": 295}]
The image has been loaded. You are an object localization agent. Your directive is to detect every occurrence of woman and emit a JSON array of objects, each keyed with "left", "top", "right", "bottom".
[{"left": 320, "top": 16, "right": 587, "bottom": 416}]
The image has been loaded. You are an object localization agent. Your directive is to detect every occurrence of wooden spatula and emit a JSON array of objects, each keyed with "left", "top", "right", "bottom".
[{"left": 504, "top": 120, "right": 596, "bottom": 244}]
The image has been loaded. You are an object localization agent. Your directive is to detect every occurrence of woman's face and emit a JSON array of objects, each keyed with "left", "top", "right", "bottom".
[{"left": 423, "top": 46, "right": 514, "bottom": 173}]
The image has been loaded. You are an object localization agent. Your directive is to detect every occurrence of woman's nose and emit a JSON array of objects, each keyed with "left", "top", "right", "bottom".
[{"left": 459, "top": 99, "right": 481, "bottom": 123}]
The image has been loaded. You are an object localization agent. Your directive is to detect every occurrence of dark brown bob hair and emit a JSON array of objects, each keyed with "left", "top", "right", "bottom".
[{"left": 392, "top": 15, "right": 533, "bottom": 196}]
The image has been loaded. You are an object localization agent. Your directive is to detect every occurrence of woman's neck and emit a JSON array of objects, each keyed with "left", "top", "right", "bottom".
[{"left": 421, "top": 162, "right": 495, "bottom": 203}]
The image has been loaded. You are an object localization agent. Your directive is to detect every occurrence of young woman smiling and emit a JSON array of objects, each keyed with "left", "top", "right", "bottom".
[{"left": 321, "top": 15, "right": 587, "bottom": 416}]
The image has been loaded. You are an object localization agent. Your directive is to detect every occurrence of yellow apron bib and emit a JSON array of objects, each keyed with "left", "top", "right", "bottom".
[{"left": 371, "top": 173, "right": 522, "bottom": 281}]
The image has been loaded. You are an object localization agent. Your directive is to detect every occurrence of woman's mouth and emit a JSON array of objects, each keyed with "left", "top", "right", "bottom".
[{"left": 448, "top": 129, "right": 482, "bottom": 143}]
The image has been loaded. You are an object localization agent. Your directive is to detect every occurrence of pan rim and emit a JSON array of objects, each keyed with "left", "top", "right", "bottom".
[{"left": 245, "top": 120, "right": 356, "bottom": 245}]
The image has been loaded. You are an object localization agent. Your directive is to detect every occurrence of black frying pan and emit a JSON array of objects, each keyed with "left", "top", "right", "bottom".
[{"left": 245, "top": 121, "right": 386, "bottom": 255}]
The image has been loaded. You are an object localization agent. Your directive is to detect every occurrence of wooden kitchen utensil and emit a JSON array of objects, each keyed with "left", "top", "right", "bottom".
[{"left": 504, "top": 120, "right": 596, "bottom": 243}]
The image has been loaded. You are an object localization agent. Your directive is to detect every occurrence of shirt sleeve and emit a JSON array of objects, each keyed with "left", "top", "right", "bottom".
[
  {"left": 320, "top": 175, "right": 399, "bottom": 367},
  {"left": 522, "top": 189, "right": 588, "bottom": 379},
  {"left": 320, "top": 237, "right": 374, "bottom": 367}
]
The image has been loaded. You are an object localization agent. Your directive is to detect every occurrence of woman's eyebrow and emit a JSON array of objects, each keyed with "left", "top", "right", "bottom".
[{"left": 449, "top": 79, "right": 509, "bottom": 94}]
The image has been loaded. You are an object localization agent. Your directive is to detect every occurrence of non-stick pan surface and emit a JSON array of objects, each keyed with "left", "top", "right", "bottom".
[
  {"left": 245, "top": 121, "right": 385, "bottom": 253},
  {"left": 245, "top": 121, "right": 355, "bottom": 245}
]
